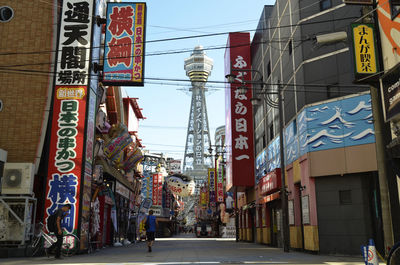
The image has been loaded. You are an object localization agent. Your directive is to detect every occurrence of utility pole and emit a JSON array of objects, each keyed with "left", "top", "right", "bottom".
[{"left": 278, "top": 83, "right": 290, "bottom": 252}]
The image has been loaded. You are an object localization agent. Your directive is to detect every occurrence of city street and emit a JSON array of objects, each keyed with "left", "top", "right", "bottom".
[{"left": 1, "top": 235, "right": 382, "bottom": 265}]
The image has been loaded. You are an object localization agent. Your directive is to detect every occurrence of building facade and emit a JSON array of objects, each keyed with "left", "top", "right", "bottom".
[
  {"left": 230, "top": 1, "right": 386, "bottom": 255},
  {"left": 0, "top": 0, "right": 146, "bottom": 255}
]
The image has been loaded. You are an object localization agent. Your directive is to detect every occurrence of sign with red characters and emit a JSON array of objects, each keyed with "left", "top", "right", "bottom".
[
  {"left": 103, "top": 2, "right": 146, "bottom": 86},
  {"left": 224, "top": 32, "right": 255, "bottom": 191},
  {"left": 152, "top": 173, "right": 163, "bottom": 206},
  {"left": 44, "top": 0, "right": 94, "bottom": 235}
]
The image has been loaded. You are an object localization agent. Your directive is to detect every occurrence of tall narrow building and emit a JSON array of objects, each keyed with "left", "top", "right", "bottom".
[{"left": 183, "top": 46, "right": 213, "bottom": 193}]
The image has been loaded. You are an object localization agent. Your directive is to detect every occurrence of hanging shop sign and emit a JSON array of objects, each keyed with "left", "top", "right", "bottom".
[
  {"left": 152, "top": 173, "right": 163, "bottom": 206},
  {"left": 44, "top": 0, "right": 94, "bottom": 235},
  {"left": 216, "top": 158, "right": 224, "bottom": 202},
  {"left": 208, "top": 168, "right": 216, "bottom": 203},
  {"left": 381, "top": 62, "right": 400, "bottom": 122},
  {"left": 103, "top": 2, "right": 146, "bottom": 86},
  {"left": 351, "top": 23, "right": 379, "bottom": 82},
  {"left": 200, "top": 186, "right": 208, "bottom": 207},
  {"left": 224, "top": 32, "right": 255, "bottom": 191}
]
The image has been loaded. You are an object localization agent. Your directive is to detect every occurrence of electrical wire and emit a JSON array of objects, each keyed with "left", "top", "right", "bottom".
[{"left": 0, "top": 15, "right": 357, "bottom": 59}]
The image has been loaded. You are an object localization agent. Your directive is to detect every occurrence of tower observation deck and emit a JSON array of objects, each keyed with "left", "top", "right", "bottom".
[{"left": 183, "top": 46, "right": 213, "bottom": 193}]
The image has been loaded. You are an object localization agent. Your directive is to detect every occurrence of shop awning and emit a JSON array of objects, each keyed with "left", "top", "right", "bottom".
[{"left": 98, "top": 157, "right": 135, "bottom": 192}]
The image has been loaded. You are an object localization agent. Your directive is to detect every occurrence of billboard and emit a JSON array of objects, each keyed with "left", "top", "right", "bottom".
[
  {"left": 44, "top": 0, "right": 94, "bottom": 236},
  {"left": 224, "top": 32, "right": 255, "bottom": 191},
  {"left": 103, "top": 2, "right": 146, "bottom": 86}
]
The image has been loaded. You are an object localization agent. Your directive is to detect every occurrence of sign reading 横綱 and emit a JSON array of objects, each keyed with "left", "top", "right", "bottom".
[
  {"left": 45, "top": 0, "right": 94, "bottom": 235},
  {"left": 103, "top": 2, "right": 146, "bottom": 86},
  {"left": 380, "top": 62, "right": 400, "bottom": 122},
  {"left": 224, "top": 32, "right": 255, "bottom": 191}
]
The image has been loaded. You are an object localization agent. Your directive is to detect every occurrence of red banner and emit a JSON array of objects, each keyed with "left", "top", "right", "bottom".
[
  {"left": 224, "top": 32, "right": 255, "bottom": 191},
  {"left": 44, "top": 85, "right": 88, "bottom": 233}
]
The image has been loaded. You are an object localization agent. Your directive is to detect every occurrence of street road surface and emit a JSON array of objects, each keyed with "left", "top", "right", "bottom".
[{"left": 1, "top": 235, "right": 383, "bottom": 265}]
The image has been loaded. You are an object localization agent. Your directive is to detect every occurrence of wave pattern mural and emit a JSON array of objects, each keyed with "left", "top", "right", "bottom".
[
  {"left": 256, "top": 94, "right": 376, "bottom": 181},
  {"left": 300, "top": 94, "right": 375, "bottom": 154}
]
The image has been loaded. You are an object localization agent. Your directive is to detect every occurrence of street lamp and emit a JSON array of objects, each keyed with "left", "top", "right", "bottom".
[{"left": 225, "top": 69, "right": 290, "bottom": 252}]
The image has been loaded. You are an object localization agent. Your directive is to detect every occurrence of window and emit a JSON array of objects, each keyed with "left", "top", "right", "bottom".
[
  {"left": 339, "top": 190, "right": 352, "bottom": 205},
  {"left": 0, "top": 6, "right": 14, "bottom": 22},
  {"left": 390, "top": 0, "right": 400, "bottom": 20},
  {"left": 288, "top": 40, "right": 292, "bottom": 55},
  {"left": 320, "top": 0, "right": 331, "bottom": 11}
]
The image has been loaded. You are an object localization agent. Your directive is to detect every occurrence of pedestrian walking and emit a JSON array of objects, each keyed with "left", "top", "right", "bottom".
[
  {"left": 145, "top": 210, "right": 157, "bottom": 252},
  {"left": 46, "top": 204, "right": 71, "bottom": 259}
]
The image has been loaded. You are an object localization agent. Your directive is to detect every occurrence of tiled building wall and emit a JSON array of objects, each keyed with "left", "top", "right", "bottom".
[{"left": 0, "top": 0, "right": 55, "bottom": 162}]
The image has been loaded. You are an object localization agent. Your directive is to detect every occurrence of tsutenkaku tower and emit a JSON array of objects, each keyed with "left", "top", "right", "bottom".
[{"left": 183, "top": 46, "right": 213, "bottom": 187}]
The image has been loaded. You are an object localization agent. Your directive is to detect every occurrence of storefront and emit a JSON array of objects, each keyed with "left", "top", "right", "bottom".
[{"left": 256, "top": 168, "right": 282, "bottom": 247}]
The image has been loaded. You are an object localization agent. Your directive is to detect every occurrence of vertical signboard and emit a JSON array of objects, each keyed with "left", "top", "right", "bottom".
[
  {"left": 351, "top": 23, "right": 378, "bottom": 80},
  {"left": 224, "top": 32, "right": 255, "bottom": 191},
  {"left": 216, "top": 159, "right": 224, "bottom": 202},
  {"left": 103, "top": 2, "right": 146, "bottom": 86},
  {"left": 152, "top": 173, "right": 163, "bottom": 206},
  {"left": 200, "top": 186, "right": 208, "bottom": 208},
  {"left": 44, "top": 0, "right": 94, "bottom": 236},
  {"left": 208, "top": 168, "right": 216, "bottom": 203}
]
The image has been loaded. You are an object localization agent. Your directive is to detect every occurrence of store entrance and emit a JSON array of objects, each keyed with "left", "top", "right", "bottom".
[{"left": 269, "top": 201, "right": 282, "bottom": 247}]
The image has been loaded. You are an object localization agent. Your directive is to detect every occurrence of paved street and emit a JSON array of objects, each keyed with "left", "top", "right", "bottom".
[{"left": 0, "top": 235, "right": 383, "bottom": 265}]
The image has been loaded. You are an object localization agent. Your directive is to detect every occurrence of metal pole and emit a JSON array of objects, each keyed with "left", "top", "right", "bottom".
[{"left": 278, "top": 83, "right": 290, "bottom": 252}]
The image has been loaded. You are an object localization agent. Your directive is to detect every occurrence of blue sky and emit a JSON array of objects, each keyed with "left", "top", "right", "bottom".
[{"left": 123, "top": 0, "right": 273, "bottom": 160}]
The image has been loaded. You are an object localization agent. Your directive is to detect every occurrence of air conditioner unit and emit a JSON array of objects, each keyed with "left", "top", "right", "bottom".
[{"left": 1, "top": 163, "right": 35, "bottom": 195}]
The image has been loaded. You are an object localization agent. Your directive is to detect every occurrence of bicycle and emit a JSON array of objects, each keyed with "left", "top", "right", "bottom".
[
  {"left": 27, "top": 222, "right": 80, "bottom": 257},
  {"left": 387, "top": 241, "right": 400, "bottom": 265}
]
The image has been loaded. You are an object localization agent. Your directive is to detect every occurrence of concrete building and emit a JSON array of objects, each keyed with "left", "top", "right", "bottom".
[{"left": 246, "top": 1, "right": 383, "bottom": 255}]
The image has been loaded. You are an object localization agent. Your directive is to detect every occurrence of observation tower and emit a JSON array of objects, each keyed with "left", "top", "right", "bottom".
[{"left": 182, "top": 46, "right": 213, "bottom": 193}]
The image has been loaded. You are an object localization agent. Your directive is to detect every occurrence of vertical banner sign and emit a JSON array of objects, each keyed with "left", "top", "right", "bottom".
[
  {"left": 224, "top": 32, "right": 255, "bottom": 191},
  {"left": 200, "top": 186, "right": 208, "bottom": 208},
  {"left": 103, "top": 2, "right": 146, "bottom": 86},
  {"left": 351, "top": 23, "right": 378, "bottom": 79},
  {"left": 44, "top": 0, "right": 94, "bottom": 235},
  {"left": 216, "top": 158, "right": 224, "bottom": 202},
  {"left": 208, "top": 168, "right": 216, "bottom": 203},
  {"left": 152, "top": 173, "right": 162, "bottom": 206}
]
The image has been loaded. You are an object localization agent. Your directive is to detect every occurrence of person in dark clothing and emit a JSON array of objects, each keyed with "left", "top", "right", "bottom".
[
  {"left": 145, "top": 210, "right": 157, "bottom": 252},
  {"left": 47, "top": 204, "right": 71, "bottom": 259}
]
